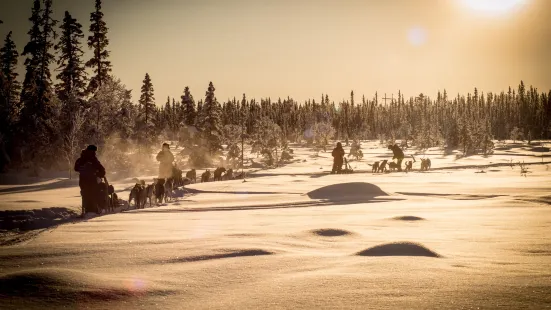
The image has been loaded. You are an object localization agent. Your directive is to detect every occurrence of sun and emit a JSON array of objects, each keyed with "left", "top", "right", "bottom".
[{"left": 461, "top": 0, "right": 527, "bottom": 14}]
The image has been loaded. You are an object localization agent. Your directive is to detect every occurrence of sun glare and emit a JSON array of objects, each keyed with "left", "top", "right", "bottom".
[
  {"left": 407, "top": 27, "right": 427, "bottom": 47},
  {"left": 461, "top": 0, "right": 527, "bottom": 15}
]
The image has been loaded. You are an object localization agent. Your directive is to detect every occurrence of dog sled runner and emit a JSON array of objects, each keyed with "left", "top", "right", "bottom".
[
  {"left": 330, "top": 158, "right": 354, "bottom": 175},
  {"left": 96, "top": 177, "right": 118, "bottom": 214}
]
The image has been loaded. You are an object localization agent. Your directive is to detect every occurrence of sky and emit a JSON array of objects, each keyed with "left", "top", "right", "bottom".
[{"left": 0, "top": 0, "right": 550, "bottom": 105}]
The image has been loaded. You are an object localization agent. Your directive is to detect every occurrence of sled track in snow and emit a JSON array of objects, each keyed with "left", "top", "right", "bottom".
[
  {"left": 133, "top": 197, "right": 402, "bottom": 214},
  {"left": 422, "top": 160, "right": 551, "bottom": 172},
  {"left": 247, "top": 161, "right": 551, "bottom": 178}
]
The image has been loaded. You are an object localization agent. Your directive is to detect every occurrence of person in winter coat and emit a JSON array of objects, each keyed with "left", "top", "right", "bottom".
[
  {"left": 388, "top": 144, "right": 405, "bottom": 172},
  {"left": 74, "top": 145, "right": 106, "bottom": 214},
  {"left": 156, "top": 143, "right": 175, "bottom": 180},
  {"left": 331, "top": 142, "right": 345, "bottom": 174}
]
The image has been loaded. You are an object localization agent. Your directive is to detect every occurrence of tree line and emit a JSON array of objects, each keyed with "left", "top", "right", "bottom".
[{"left": 0, "top": 0, "right": 549, "bottom": 173}]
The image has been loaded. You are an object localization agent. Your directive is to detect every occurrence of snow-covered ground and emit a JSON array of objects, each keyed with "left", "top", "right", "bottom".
[{"left": 0, "top": 141, "right": 550, "bottom": 309}]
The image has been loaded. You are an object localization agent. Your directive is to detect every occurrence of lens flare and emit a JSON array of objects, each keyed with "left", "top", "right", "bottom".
[
  {"left": 407, "top": 27, "right": 427, "bottom": 47},
  {"left": 304, "top": 128, "right": 314, "bottom": 139},
  {"left": 461, "top": 0, "right": 526, "bottom": 14},
  {"left": 125, "top": 278, "right": 147, "bottom": 294}
]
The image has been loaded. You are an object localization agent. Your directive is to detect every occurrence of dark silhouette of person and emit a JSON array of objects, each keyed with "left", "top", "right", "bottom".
[
  {"left": 156, "top": 143, "right": 175, "bottom": 182},
  {"left": 74, "top": 145, "right": 105, "bottom": 214},
  {"left": 388, "top": 144, "right": 405, "bottom": 172},
  {"left": 331, "top": 142, "right": 345, "bottom": 174}
]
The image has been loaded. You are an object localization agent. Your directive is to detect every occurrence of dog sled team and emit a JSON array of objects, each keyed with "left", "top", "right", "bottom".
[
  {"left": 127, "top": 143, "right": 246, "bottom": 210},
  {"left": 74, "top": 142, "right": 246, "bottom": 215},
  {"left": 74, "top": 145, "right": 118, "bottom": 216},
  {"left": 370, "top": 144, "right": 431, "bottom": 173},
  {"left": 75, "top": 140, "right": 432, "bottom": 216},
  {"left": 331, "top": 141, "right": 431, "bottom": 174}
]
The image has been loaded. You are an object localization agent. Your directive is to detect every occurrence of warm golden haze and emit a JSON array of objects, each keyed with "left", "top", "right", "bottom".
[
  {"left": 460, "top": 0, "right": 527, "bottom": 15},
  {"left": 0, "top": 0, "right": 549, "bottom": 103},
  {"left": 0, "top": 2, "right": 550, "bottom": 309}
]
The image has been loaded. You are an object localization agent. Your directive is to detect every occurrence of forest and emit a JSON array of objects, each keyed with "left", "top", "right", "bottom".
[{"left": 1, "top": 0, "right": 550, "bottom": 174}]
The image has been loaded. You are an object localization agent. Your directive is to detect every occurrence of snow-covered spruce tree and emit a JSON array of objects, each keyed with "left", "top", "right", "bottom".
[
  {"left": 19, "top": 0, "right": 42, "bottom": 135},
  {"left": 252, "top": 117, "right": 283, "bottom": 167},
  {"left": 222, "top": 124, "right": 242, "bottom": 168},
  {"left": 55, "top": 11, "right": 87, "bottom": 104},
  {"left": 136, "top": 73, "right": 156, "bottom": 146},
  {"left": 0, "top": 31, "right": 21, "bottom": 121},
  {"left": 457, "top": 110, "right": 474, "bottom": 156},
  {"left": 196, "top": 99, "right": 204, "bottom": 127},
  {"left": 181, "top": 86, "right": 196, "bottom": 126},
  {"left": 187, "top": 85, "right": 219, "bottom": 168},
  {"left": 0, "top": 31, "right": 21, "bottom": 169},
  {"left": 86, "top": 0, "right": 112, "bottom": 138},
  {"left": 509, "top": 126, "right": 523, "bottom": 143},
  {"left": 55, "top": 11, "right": 88, "bottom": 152},
  {"left": 198, "top": 82, "right": 223, "bottom": 155},
  {"left": 18, "top": 0, "right": 59, "bottom": 169},
  {"left": 117, "top": 88, "right": 135, "bottom": 140},
  {"left": 348, "top": 139, "right": 363, "bottom": 160},
  {"left": 177, "top": 87, "right": 197, "bottom": 146},
  {"left": 312, "top": 120, "right": 335, "bottom": 152},
  {"left": 223, "top": 124, "right": 241, "bottom": 147},
  {"left": 171, "top": 98, "right": 180, "bottom": 134},
  {"left": 478, "top": 119, "right": 495, "bottom": 156},
  {"left": 86, "top": 0, "right": 111, "bottom": 94},
  {"left": 152, "top": 106, "right": 166, "bottom": 141},
  {"left": 159, "top": 96, "right": 171, "bottom": 138},
  {"left": 239, "top": 93, "right": 249, "bottom": 132},
  {"left": 414, "top": 115, "right": 433, "bottom": 151}
]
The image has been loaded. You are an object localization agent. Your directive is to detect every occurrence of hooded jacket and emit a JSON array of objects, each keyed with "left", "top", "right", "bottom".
[
  {"left": 389, "top": 144, "right": 404, "bottom": 160},
  {"left": 332, "top": 143, "right": 345, "bottom": 160},
  {"left": 74, "top": 149, "right": 105, "bottom": 188},
  {"left": 156, "top": 149, "right": 175, "bottom": 179}
]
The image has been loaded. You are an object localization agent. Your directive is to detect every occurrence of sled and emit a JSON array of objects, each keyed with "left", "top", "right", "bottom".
[
  {"left": 97, "top": 177, "right": 118, "bottom": 214},
  {"left": 340, "top": 158, "right": 354, "bottom": 174},
  {"left": 330, "top": 158, "right": 354, "bottom": 174}
]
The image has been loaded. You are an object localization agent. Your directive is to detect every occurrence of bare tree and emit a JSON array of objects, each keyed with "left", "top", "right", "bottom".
[
  {"left": 313, "top": 121, "right": 336, "bottom": 152},
  {"left": 64, "top": 109, "right": 85, "bottom": 179}
]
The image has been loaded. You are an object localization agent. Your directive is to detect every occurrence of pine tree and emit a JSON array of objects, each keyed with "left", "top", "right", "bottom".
[
  {"left": 0, "top": 30, "right": 21, "bottom": 169},
  {"left": 54, "top": 10, "right": 86, "bottom": 162},
  {"left": 117, "top": 89, "right": 134, "bottom": 140},
  {"left": 181, "top": 86, "right": 196, "bottom": 126},
  {"left": 55, "top": 11, "right": 87, "bottom": 103},
  {"left": 172, "top": 98, "right": 180, "bottom": 132},
  {"left": 18, "top": 0, "right": 59, "bottom": 168},
  {"left": 164, "top": 96, "right": 172, "bottom": 133},
  {"left": 86, "top": 0, "right": 111, "bottom": 94},
  {"left": 37, "top": 0, "right": 57, "bottom": 97},
  {"left": 137, "top": 73, "right": 155, "bottom": 145},
  {"left": 20, "top": 0, "right": 42, "bottom": 108},
  {"left": 199, "top": 82, "right": 222, "bottom": 154},
  {"left": 196, "top": 99, "right": 204, "bottom": 127},
  {"left": 0, "top": 31, "right": 21, "bottom": 123}
]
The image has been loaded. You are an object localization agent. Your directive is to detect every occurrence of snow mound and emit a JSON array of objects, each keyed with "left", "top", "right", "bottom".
[
  {"left": 307, "top": 182, "right": 388, "bottom": 200},
  {"left": 356, "top": 242, "right": 441, "bottom": 258},
  {"left": 165, "top": 249, "right": 274, "bottom": 263},
  {"left": 309, "top": 228, "right": 355, "bottom": 237},
  {"left": 390, "top": 216, "right": 426, "bottom": 221},
  {"left": 0, "top": 268, "right": 171, "bottom": 300}
]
